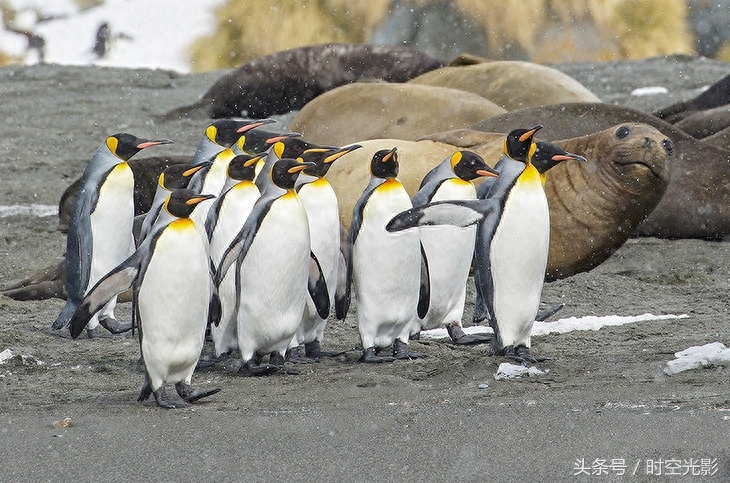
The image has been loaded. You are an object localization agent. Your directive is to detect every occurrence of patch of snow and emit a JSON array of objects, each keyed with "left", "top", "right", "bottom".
[
  {"left": 0, "top": 204, "right": 57, "bottom": 218},
  {"left": 0, "top": 348, "right": 13, "bottom": 364},
  {"left": 494, "top": 362, "right": 546, "bottom": 380},
  {"left": 663, "top": 342, "right": 730, "bottom": 375},
  {"left": 631, "top": 86, "right": 669, "bottom": 96}
]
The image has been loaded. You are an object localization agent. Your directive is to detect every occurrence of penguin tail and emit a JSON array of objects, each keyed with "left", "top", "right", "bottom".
[
  {"left": 386, "top": 200, "right": 491, "bottom": 232},
  {"left": 52, "top": 300, "right": 77, "bottom": 330}
]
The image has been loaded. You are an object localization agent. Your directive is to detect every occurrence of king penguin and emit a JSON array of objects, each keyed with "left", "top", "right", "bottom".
[
  {"left": 254, "top": 137, "right": 337, "bottom": 194},
  {"left": 411, "top": 150, "right": 498, "bottom": 345},
  {"left": 138, "top": 162, "right": 210, "bottom": 244},
  {"left": 68, "top": 189, "right": 221, "bottom": 409},
  {"left": 214, "top": 158, "right": 329, "bottom": 376},
  {"left": 205, "top": 152, "right": 265, "bottom": 357},
  {"left": 339, "top": 147, "right": 430, "bottom": 363},
  {"left": 388, "top": 126, "right": 564, "bottom": 363},
  {"left": 471, "top": 141, "right": 587, "bottom": 327},
  {"left": 53, "top": 133, "right": 173, "bottom": 337},
  {"left": 286, "top": 143, "right": 362, "bottom": 362},
  {"left": 188, "top": 118, "right": 275, "bottom": 172}
]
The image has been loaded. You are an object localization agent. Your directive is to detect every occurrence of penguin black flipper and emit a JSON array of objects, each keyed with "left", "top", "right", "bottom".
[
  {"left": 386, "top": 199, "right": 495, "bottom": 232},
  {"left": 334, "top": 247, "right": 348, "bottom": 320},
  {"left": 417, "top": 242, "right": 430, "bottom": 319},
  {"left": 68, "top": 250, "right": 144, "bottom": 339},
  {"left": 308, "top": 251, "right": 330, "bottom": 320}
]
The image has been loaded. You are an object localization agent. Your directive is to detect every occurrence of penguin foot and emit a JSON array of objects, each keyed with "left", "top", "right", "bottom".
[
  {"left": 285, "top": 346, "right": 317, "bottom": 364},
  {"left": 501, "top": 345, "right": 549, "bottom": 364},
  {"left": 359, "top": 347, "right": 395, "bottom": 363},
  {"left": 99, "top": 316, "right": 132, "bottom": 334},
  {"left": 238, "top": 360, "right": 282, "bottom": 377},
  {"left": 152, "top": 387, "right": 190, "bottom": 409},
  {"left": 85, "top": 327, "right": 113, "bottom": 339},
  {"left": 303, "top": 340, "right": 346, "bottom": 360},
  {"left": 447, "top": 324, "right": 491, "bottom": 345},
  {"left": 175, "top": 382, "right": 221, "bottom": 403},
  {"left": 409, "top": 331, "right": 421, "bottom": 341},
  {"left": 270, "top": 352, "right": 301, "bottom": 375},
  {"left": 393, "top": 340, "right": 427, "bottom": 360},
  {"left": 535, "top": 303, "right": 565, "bottom": 322}
]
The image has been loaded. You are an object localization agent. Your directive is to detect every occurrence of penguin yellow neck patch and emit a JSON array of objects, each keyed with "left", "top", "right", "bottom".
[
  {"left": 518, "top": 163, "right": 542, "bottom": 187},
  {"left": 169, "top": 218, "right": 195, "bottom": 231},
  {"left": 377, "top": 178, "right": 402, "bottom": 192}
]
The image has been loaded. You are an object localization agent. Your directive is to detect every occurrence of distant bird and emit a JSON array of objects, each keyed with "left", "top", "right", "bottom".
[
  {"left": 53, "top": 133, "right": 172, "bottom": 337},
  {"left": 69, "top": 189, "right": 220, "bottom": 409}
]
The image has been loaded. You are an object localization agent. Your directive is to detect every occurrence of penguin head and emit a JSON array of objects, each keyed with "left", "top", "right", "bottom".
[
  {"left": 159, "top": 162, "right": 209, "bottom": 190},
  {"left": 106, "top": 133, "right": 173, "bottom": 161},
  {"left": 531, "top": 141, "right": 587, "bottom": 174},
  {"left": 206, "top": 119, "right": 275, "bottom": 147},
  {"left": 298, "top": 144, "right": 362, "bottom": 177},
  {"left": 164, "top": 189, "right": 215, "bottom": 219},
  {"left": 370, "top": 147, "right": 399, "bottom": 179},
  {"left": 503, "top": 125, "right": 543, "bottom": 163},
  {"left": 270, "top": 158, "right": 315, "bottom": 190},
  {"left": 450, "top": 150, "right": 499, "bottom": 181},
  {"left": 272, "top": 137, "right": 338, "bottom": 161},
  {"left": 237, "top": 129, "right": 301, "bottom": 155},
  {"left": 227, "top": 153, "right": 265, "bottom": 182}
]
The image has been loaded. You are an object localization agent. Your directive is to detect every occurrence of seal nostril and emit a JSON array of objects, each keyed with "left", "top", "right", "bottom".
[{"left": 662, "top": 139, "right": 674, "bottom": 154}]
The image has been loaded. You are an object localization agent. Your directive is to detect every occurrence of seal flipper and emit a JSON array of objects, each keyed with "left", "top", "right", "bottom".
[{"left": 174, "top": 382, "right": 221, "bottom": 403}]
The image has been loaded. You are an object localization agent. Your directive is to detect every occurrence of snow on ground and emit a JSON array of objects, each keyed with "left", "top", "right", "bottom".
[
  {"left": 663, "top": 342, "right": 730, "bottom": 375},
  {"left": 1, "top": 0, "right": 225, "bottom": 72}
]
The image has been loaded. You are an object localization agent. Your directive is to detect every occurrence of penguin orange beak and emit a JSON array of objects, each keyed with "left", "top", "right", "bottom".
[
  {"left": 266, "top": 132, "right": 303, "bottom": 145},
  {"left": 476, "top": 169, "right": 499, "bottom": 178},
  {"left": 518, "top": 125, "right": 543, "bottom": 142},
  {"left": 382, "top": 147, "right": 397, "bottom": 162},
  {"left": 323, "top": 144, "right": 362, "bottom": 164},
  {"left": 287, "top": 163, "right": 312, "bottom": 174},
  {"left": 136, "top": 139, "right": 174, "bottom": 149},
  {"left": 551, "top": 153, "right": 587, "bottom": 163},
  {"left": 182, "top": 164, "right": 206, "bottom": 177},
  {"left": 243, "top": 153, "right": 266, "bottom": 167},
  {"left": 186, "top": 194, "right": 216, "bottom": 205},
  {"left": 236, "top": 119, "right": 276, "bottom": 133}
]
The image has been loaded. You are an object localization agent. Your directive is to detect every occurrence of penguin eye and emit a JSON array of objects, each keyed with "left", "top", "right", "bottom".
[
  {"left": 662, "top": 139, "right": 674, "bottom": 154},
  {"left": 615, "top": 126, "right": 630, "bottom": 139}
]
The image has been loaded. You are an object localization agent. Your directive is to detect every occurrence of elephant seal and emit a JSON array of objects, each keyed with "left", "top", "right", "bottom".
[
  {"left": 163, "top": 43, "right": 444, "bottom": 120},
  {"left": 472, "top": 102, "right": 730, "bottom": 239},
  {"left": 673, "top": 104, "right": 730, "bottom": 138},
  {"left": 289, "top": 82, "right": 506, "bottom": 146},
  {"left": 407, "top": 61, "right": 601, "bottom": 110},
  {"left": 324, "top": 123, "right": 671, "bottom": 280},
  {"left": 654, "top": 71, "right": 730, "bottom": 123}
]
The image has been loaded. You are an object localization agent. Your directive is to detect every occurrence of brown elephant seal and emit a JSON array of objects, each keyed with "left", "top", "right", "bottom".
[
  {"left": 407, "top": 61, "right": 601, "bottom": 110},
  {"left": 472, "top": 102, "right": 730, "bottom": 239},
  {"left": 289, "top": 82, "right": 506, "bottom": 146},
  {"left": 163, "top": 43, "right": 444, "bottom": 120},
  {"left": 673, "top": 104, "right": 730, "bottom": 138},
  {"left": 325, "top": 123, "right": 671, "bottom": 280},
  {"left": 654, "top": 71, "right": 730, "bottom": 123}
]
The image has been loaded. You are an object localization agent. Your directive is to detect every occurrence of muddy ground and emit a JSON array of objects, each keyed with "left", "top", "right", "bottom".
[{"left": 1, "top": 56, "right": 730, "bottom": 482}]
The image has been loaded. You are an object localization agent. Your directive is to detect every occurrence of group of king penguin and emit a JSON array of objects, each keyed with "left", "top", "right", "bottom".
[{"left": 51, "top": 118, "right": 586, "bottom": 409}]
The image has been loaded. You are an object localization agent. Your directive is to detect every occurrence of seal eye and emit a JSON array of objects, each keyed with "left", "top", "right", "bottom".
[
  {"left": 662, "top": 139, "right": 674, "bottom": 154},
  {"left": 615, "top": 126, "right": 630, "bottom": 139}
]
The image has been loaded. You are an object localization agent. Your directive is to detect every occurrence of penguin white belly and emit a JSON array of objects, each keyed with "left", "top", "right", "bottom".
[
  {"left": 354, "top": 182, "right": 420, "bottom": 349},
  {"left": 490, "top": 183, "right": 549, "bottom": 348},
  {"left": 190, "top": 158, "right": 230, "bottom": 229},
  {"left": 237, "top": 194, "right": 310, "bottom": 361},
  {"left": 88, "top": 163, "right": 135, "bottom": 286},
  {"left": 418, "top": 179, "right": 476, "bottom": 330},
  {"left": 209, "top": 183, "right": 260, "bottom": 356},
  {"left": 297, "top": 180, "right": 340, "bottom": 343},
  {"left": 138, "top": 219, "right": 210, "bottom": 390}
]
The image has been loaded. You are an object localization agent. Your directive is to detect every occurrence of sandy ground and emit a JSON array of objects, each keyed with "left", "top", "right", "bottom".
[{"left": 2, "top": 56, "right": 730, "bottom": 481}]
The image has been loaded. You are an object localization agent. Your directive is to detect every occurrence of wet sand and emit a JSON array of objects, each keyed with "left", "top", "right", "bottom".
[{"left": 1, "top": 57, "right": 730, "bottom": 481}]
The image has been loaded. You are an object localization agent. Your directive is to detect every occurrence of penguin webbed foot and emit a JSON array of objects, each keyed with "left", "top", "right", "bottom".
[
  {"left": 174, "top": 382, "right": 221, "bottom": 403},
  {"left": 535, "top": 303, "right": 565, "bottom": 322},
  {"left": 303, "top": 340, "right": 346, "bottom": 360},
  {"left": 359, "top": 346, "right": 395, "bottom": 363},
  {"left": 238, "top": 356, "right": 283, "bottom": 377},
  {"left": 285, "top": 346, "right": 317, "bottom": 364},
  {"left": 499, "top": 345, "right": 549, "bottom": 364},
  {"left": 99, "top": 316, "right": 132, "bottom": 335},
  {"left": 447, "top": 324, "right": 491, "bottom": 345},
  {"left": 270, "top": 351, "right": 301, "bottom": 375},
  {"left": 393, "top": 339, "right": 427, "bottom": 360},
  {"left": 152, "top": 386, "right": 190, "bottom": 409},
  {"left": 85, "top": 327, "right": 113, "bottom": 339}
]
